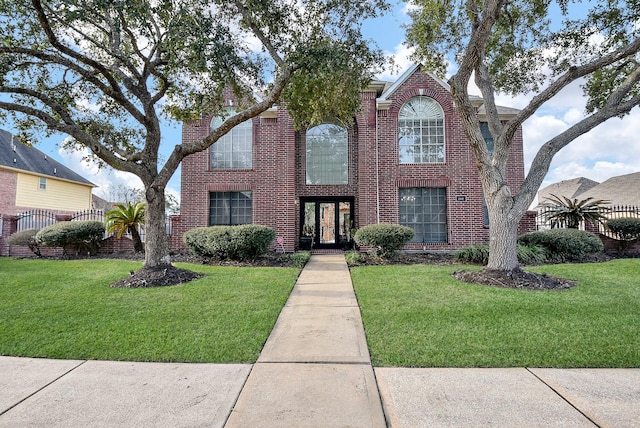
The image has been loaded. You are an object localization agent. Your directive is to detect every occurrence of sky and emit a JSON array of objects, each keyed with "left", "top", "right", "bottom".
[{"left": 4, "top": 1, "right": 640, "bottom": 205}]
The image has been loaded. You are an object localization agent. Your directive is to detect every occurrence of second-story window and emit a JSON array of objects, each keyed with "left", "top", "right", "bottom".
[
  {"left": 210, "top": 111, "right": 253, "bottom": 169},
  {"left": 398, "top": 96, "right": 445, "bottom": 164},
  {"left": 306, "top": 123, "right": 348, "bottom": 184}
]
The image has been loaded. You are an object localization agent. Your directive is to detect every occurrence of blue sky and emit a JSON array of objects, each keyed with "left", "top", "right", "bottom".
[{"left": 5, "top": 0, "right": 640, "bottom": 203}]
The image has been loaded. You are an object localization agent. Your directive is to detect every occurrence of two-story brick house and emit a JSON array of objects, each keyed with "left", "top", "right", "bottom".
[{"left": 175, "top": 65, "right": 530, "bottom": 252}]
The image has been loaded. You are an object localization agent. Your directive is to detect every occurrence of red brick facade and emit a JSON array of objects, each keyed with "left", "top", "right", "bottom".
[{"left": 175, "top": 66, "right": 530, "bottom": 252}]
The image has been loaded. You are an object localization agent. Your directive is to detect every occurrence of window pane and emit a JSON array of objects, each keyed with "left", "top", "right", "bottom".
[
  {"left": 306, "top": 123, "right": 348, "bottom": 184},
  {"left": 398, "top": 97, "right": 445, "bottom": 164},
  {"left": 399, "top": 187, "right": 447, "bottom": 243},
  {"left": 210, "top": 111, "right": 252, "bottom": 169},
  {"left": 209, "top": 191, "right": 252, "bottom": 225}
]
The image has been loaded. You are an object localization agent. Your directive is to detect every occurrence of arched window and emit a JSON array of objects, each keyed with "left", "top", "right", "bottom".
[
  {"left": 306, "top": 123, "right": 348, "bottom": 184},
  {"left": 398, "top": 96, "right": 445, "bottom": 164},
  {"left": 210, "top": 111, "right": 252, "bottom": 169}
]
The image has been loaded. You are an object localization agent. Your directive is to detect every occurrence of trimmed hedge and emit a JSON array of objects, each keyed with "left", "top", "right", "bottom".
[
  {"left": 354, "top": 223, "right": 414, "bottom": 258},
  {"left": 7, "top": 229, "right": 41, "bottom": 256},
  {"left": 518, "top": 228, "right": 603, "bottom": 261},
  {"left": 183, "top": 224, "right": 276, "bottom": 260},
  {"left": 606, "top": 217, "right": 640, "bottom": 241},
  {"left": 455, "top": 243, "right": 547, "bottom": 266},
  {"left": 35, "top": 221, "right": 105, "bottom": 255}
]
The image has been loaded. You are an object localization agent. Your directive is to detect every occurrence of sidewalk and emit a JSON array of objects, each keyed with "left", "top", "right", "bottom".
[{"left": 1, "top": 254, "right": 639, "bottom": 427}]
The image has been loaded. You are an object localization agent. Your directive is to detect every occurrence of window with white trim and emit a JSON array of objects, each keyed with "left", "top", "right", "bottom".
[
  {"left": 210, "top": 112, "right": 252, "bottom": 169},
  {"left": 398, "top": 96, "right": 445, "bottom": 164}
]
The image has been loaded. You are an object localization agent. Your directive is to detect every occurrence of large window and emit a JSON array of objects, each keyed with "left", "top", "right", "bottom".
[
  {"left": 306, "top": 123, "right": 348, "bottom": 184},
  {"left": 399, "top": 188, "right": 448, "bottom": 243},
  {"left": 209, "top": 191, "right": 252, "bottom": 225},
  {"left": 210, "top": 112, "right": 252, "bottom": 169},
  {"left": 398, "top": 96, "right": 445, "bottom": 164}
]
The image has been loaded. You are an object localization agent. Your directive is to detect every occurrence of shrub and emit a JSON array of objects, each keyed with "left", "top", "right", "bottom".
[
  {"left": 455, "top": 243, "right": 547, "bottom": 265},
  {"left": 35, "top": 221, "right": 105, "bottom": 255},
  {"left": 7, "top": 229, "right": 41, "bottom": 256},
  {"left": 354, "top": 224, "right": 414, "bottom": 258},
  {"left": 183, "top": 224, "right": 275, "bottom": 260},
  {"left": 606, "top": 217, "right": 640, "bottom": 241},
  {"left": 345, "top": 250, "right": 365, "bottom": 265},
  {"left": 455, "top": 244, "right": 490, "bottom": 265},
  {"left": 287, "top": 251, "right": 311, "bottom": 268},
  {"left": 518, "top": 228, "right": 603, "bottom": 261}
]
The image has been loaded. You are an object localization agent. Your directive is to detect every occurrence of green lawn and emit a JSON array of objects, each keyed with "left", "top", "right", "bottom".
[
  {"left": 0, "top": 258, "right": 299, "bottom": 363},
  {"left": 352, "top": 259, "right": 640, "bottom": 368}
]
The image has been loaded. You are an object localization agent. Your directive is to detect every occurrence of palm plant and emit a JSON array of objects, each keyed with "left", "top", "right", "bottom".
[
  {"left": 105, "top": 202, "right": 146, "bottom": 252},
  {"left": 542, "top": 194, "right": 609, "bottom": 229}
]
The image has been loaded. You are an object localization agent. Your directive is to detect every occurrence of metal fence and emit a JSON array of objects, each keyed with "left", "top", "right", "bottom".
[
  {"left": 14, "top": 208, "right": 171, "bottom": 242},
  {"left": 536, "top": 205, "right": 640, "bottom": 238}
]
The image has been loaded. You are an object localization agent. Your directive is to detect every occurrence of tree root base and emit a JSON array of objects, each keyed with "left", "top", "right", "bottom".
[
  {"left": 110, "top": 264, "right": 204, "bottom": 288},
  {"left": 452, "top": 267, "right": 577, "bottom": 290}
]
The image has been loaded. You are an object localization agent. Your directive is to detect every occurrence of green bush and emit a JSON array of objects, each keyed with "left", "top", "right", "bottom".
[
  {"left": 455, "top": 243, "right": 547, "bottom": 265},
  {"left": 518, "top": 228, "right": 603, "bottom": 261},
  {"left": 183, "top": 224, "right": 276, "bottom": 260},
  {"left": 35, "top": 221, "right": 105, "bottom": 255},
  {"left": 345, "top": 250, "right": 365, "bottom": 265},
  {"left": 7, "top": 229, "right": 41, "bottom": 256},
  {"left": 354, "top": 224, "right": 414, "bottom": 258},
  {"left": 606, "top": 217, "right": 640, "bottom": 241},
  {"left": 286, "top": 251, "right": 311, "bottom": 268}
]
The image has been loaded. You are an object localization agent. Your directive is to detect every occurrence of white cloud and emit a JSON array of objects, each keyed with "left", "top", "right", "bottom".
[
  {"left": 377, "top": 42, "right": 415, "bottom": 81},
  {"left": 58, "top": 145, "right": 144, "bottom": 200}
]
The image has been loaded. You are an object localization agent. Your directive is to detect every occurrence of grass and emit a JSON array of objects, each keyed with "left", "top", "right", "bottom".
[
  {"left": 0, "top": 258, "right": 299, "bottom": 363},
  {"left": 351, "top": 259, "right": 640, "bottom": 368}
]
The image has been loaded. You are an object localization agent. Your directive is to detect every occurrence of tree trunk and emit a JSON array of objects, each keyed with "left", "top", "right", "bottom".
[
  {"left": 486, "top": 195, "right": 522, "bottom": 271},
  {"left": 144, "top": 186, "right": 171, "bottom": 267}
]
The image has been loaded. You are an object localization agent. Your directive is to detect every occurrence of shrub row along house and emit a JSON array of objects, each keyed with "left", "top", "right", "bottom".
[{"left": 173, "top": 65, "right": 535, "bottom": 253}]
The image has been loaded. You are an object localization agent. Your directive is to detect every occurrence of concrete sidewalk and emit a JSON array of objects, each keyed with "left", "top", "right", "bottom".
[{"left": 1, "top": 254, "right": 639, "bottom": 427}]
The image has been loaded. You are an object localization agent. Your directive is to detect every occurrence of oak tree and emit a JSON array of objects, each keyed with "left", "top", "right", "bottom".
[
  {"left": 0, "top": 0, "right": 388, "bottom": 273},
  {"left": 406, "top": 0, "right": 640, "bottom": 271}
]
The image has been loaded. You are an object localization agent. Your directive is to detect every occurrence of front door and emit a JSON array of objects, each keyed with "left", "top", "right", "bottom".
[{"left": 300, "top": 197, "right": 354, "bottom": 249}]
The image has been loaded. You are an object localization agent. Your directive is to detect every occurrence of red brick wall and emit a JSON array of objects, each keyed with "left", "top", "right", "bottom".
[
  {"left": 175, "top": 68, "right": 530, "bottom": 253},
  {"left": 0, "top": 170, "right": 17, "bottom": 214}
]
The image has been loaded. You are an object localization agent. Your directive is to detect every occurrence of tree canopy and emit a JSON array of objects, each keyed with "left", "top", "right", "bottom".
[
  {"left": 0, "top": 0, "right": 389, "bottom": 270},
  {"left": 406, "top": 0, "right": 640, "bottom": 271}
]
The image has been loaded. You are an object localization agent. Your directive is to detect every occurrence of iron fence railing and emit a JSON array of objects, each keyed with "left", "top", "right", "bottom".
[
  {"left": 536, "top": 205, "right": 640, "bottom": 238},
  {"left": 13, "top": 209, "right": 171, "bottom": 242}
]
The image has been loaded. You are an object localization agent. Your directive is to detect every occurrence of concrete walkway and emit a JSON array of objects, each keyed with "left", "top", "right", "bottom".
[{"left": 1, "top": 254, "right": 639, "bottom": 427}]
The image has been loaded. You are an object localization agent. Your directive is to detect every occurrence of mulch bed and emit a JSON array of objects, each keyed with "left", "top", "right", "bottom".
[{"left": 452, "top": 268, "right": 576, "bottom": 290}]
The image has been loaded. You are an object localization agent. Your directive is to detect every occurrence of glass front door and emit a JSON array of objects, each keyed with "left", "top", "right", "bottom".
[{"left": 300, "top": 197, "right": 354, "bottom": 249}]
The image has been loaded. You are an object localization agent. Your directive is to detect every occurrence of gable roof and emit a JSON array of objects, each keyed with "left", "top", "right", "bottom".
[
  {"left": 537, "top": 177, "right": 600, "bottom": 206},
  {"left": 376, "top": 64, "right": 520, "bottom": 119},
  {"left": 0, "top": 129, "right": 95, "bottom": 187},
  {"left": 577, "top": 172, "right": 640, "bottom": 206}
]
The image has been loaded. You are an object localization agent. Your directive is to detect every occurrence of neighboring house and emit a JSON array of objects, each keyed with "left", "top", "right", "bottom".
[
  {"left": 537, "top": 177, "right": 600, "bottom": 207},
  {"left": 176, "top": 65, "right": 530, "bottom": 252},
  {"left": 538, "top": 173, "right": 640, "bottom": 208},
  {"left": 0, "top": 128, "right": 95, "bottom": 216},
  {"left": 536, "top": 172, "right": 640, "bottom": 231}
]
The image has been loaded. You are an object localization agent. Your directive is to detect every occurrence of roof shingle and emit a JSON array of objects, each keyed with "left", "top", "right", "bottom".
[{"left": 0, "top": 129, "right": 94, "bottom": 187}]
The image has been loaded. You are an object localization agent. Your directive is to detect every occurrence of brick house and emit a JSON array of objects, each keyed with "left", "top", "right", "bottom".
[{"left": 174, "top": 65, "right": 532, "bottom": 252}]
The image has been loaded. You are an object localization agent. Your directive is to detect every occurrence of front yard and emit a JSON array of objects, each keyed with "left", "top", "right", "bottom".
[
  {"left": 352, "top": 259, "right": 640, "bottom": 367},
  {"left": 0, "top": 258, "right": 298, "bottom": 363},
  {"left": 1, "top": 257, "right": 638, "bottom": 367}
]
